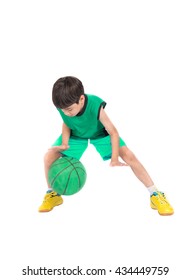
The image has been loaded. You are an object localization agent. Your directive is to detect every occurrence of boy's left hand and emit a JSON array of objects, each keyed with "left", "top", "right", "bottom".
[{"left": 110, "top": 160, "right": 128, "bottom": 167}]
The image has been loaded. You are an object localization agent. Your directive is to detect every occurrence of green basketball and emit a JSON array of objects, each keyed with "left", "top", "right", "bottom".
[{"left": 48, "top": 156, "right": 87, "bottom": 195}]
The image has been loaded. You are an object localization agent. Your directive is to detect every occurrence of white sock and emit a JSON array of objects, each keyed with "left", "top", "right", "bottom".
[{"left": 147, "top": 185, "right": 158, "bottom": 195}]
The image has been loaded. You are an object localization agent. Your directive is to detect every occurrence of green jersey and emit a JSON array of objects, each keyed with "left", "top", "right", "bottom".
[{"left": 57, "top": 94, "right": 108, "bottom": 139}]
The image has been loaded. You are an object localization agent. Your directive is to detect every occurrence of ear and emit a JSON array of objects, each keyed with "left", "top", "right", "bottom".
[{"left": 79, "top": 95, "right": 85, "bottom": 103}]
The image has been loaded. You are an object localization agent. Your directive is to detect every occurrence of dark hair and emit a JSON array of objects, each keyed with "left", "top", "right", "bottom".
[{"left": 52, "top": 76, "right": 85, "bottom": 109}]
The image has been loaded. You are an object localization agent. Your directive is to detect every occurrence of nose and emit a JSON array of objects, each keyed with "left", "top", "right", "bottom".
[
  {"left": 63, "top": 111, "right": 72, "bottom": 116},
  {"left": 67, "top": 112, "right": 73, "bottom": 116}
]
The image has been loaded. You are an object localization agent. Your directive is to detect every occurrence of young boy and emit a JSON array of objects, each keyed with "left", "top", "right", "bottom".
[{"left": 39, "top": 76, "right": 174, "bottom": 215}]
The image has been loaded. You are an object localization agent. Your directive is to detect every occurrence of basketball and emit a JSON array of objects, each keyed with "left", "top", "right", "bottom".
[{"left": 48, "top": 156, "right": 87, "bottom": 195}]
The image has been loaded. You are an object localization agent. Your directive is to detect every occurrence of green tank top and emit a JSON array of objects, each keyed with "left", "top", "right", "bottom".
[{"left": 57, "top": 94, "right": 108, "bottom": 139}]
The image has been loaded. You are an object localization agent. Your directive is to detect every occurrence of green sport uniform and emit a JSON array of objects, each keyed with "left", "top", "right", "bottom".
[{"left": 52, "top": 94, "right": 126, "bottom": 160}]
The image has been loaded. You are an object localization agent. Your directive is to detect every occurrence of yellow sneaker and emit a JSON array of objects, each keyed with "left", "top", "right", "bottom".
[
  {"left": 150, "top": 192, "right": 174, "bottom": 216},
  {"left": 38, "top": 191, "right": 63, "bottom": 212}
]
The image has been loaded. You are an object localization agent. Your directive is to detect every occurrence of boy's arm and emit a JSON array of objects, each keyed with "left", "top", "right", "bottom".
[
  {"left": 61, "top": 122, "right": 71, "bottom": 146},
  {"left": 49, "top": 123, "right": 70, "bottom": 152},
  {"left": 99, "top": 107, "right": 127, "bottom": 166}
]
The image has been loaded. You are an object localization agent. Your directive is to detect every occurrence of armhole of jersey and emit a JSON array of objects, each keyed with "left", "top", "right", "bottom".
[{"left": 97, "top": 101, "right": 107, "bottom": 120}]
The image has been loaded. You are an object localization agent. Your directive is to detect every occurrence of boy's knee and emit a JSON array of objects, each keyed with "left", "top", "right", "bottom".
[
  {"left": 126, "top": 151, "right": 136, "bottom": 164},
  {"left": 44, "top": 149, "right": 60, "bottom": 165},
  {"left": 120, "top": 148, "right": 136, "bottom": 164},
  {"left": 44, "top": 151, "right": 50, "bottom": 162}
]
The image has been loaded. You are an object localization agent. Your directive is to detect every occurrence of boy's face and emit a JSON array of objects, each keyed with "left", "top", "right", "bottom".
[{"left": 61, "top": 95, "right": 85, "bottom": 117}]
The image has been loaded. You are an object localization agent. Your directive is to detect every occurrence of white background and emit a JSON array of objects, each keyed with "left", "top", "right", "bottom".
[{"left": 1, "top": 0, "right": 191, "bottom": 279}]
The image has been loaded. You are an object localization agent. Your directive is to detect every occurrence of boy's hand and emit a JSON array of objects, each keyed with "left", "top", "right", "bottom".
[
  {"left": 48, "top": 144, "right": 69, "bottom": 152},
  {"left": 110, "top": 160, "right": 128, "bottom": 167}
]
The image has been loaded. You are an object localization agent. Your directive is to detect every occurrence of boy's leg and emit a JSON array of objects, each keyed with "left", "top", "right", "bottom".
[
  {"left": 119, "top": 146, "right": 154, "bottom": 187},
  {"left": 91, "top": 136, "right": 173, "bottom": 215},
  {"left": 119, "top": 146, "right": 174, "bottom": 215},
  {"left": 44, "top": 149, "right": 61, "bottom": 188},
  {"left": 39, "top": 149, "right": 63, "bottom": 212}
]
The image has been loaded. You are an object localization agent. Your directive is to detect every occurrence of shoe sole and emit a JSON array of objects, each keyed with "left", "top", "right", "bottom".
[
  {"left": 38, "top": 201, "right": 63, "bottom": 212},
  {"left": 151, "top": 203, "right": 174, "bottom": 216}
]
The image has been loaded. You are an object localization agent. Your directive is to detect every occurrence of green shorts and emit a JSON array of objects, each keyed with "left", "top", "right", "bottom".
[{"left": 52, "top": 135, "right": 126, "bottom": 160}]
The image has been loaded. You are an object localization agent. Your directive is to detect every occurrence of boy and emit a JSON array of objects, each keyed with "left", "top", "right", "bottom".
[{"left": 39, "top": 76, "right": 174, "bottom": 215}]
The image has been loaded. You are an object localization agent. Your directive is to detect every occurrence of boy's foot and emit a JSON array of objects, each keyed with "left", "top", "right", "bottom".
[
  {"left": 38, "top": 191, "right": 63, "bottom": 212},
  {"left": 150, "top": 191, "right": 174, "bottom": 216}
]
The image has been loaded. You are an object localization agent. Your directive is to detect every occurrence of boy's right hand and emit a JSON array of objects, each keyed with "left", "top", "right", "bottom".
[{"left": 48, "top": 144, "right": 69, "bottom": 152}]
